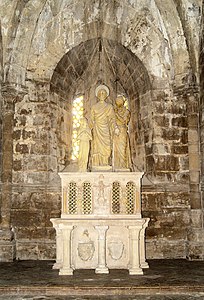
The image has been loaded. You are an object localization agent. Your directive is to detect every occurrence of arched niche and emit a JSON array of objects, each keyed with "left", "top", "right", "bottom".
[{"left": 50, "top": 38, "right": 152, "bottom": 173}]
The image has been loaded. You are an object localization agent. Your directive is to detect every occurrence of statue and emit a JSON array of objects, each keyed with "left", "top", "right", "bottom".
[
  {"left": 90, "top": 85, "right": 118, "bottom": 170},
  {"left": 113, "top": 95, "right": 132, "bottom": 171},
  {"left": 77, "top": 118, "right": 92, "bottom": 172}
]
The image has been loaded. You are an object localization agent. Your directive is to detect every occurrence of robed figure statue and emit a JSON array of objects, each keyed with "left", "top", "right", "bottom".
[
  {"left": 90, "top": 85, "right": 118, "bottom": 170},
  {"left": 113, "top": 95, "right": 132, "bottom": 171}
]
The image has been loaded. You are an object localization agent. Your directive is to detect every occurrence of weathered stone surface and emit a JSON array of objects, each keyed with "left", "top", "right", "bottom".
[
  {"left": 146, "top": 239, "right": 187, "bottom": 259},
  {"left": 0, "top": 0, "right": 203, "bottom": 261}
]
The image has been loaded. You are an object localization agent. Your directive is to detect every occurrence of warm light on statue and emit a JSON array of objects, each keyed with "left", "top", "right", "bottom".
[{"left": 90, "top": 84, "right": 118, "bottom": 171}]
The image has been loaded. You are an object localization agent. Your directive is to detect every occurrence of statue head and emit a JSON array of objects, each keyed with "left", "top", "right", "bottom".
[
  {"left": 95, "top": 84, "right": 109, "bottom": 102},
  {"left": 115, "top": 95, "right": 125, "bottom": 107}
]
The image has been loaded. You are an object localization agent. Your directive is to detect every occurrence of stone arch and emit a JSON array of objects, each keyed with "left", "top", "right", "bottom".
[
  {"left": 2, "top": 0, "right": 192, "bottom": 89},
  {"left": 50, "top": 37, "right": 152, "bottom": 172}
]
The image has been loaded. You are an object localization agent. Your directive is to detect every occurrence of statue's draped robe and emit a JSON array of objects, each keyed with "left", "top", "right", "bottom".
[
  {"left": 91, "top": 101, "right": 115, "bottom": 167},
  {"left": 114, "top": 107, "right": 131, "bottom": 169},
  {"left": 77, "top": 125, "right": 92, "bottom": 172}
]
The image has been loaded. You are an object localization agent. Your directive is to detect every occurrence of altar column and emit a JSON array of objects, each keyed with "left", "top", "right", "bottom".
[
  {"left": 59, "top": 225, "right": 74, "bottom": 275},
  {"left": 139, "top": 218, "right": 149, "bottom": 269},
  {"left": 128, "top": 225, "right": 143, "bottom": 275},
  {"left": 52, "top": 226, "right": 63, "bottom": 269},
  {"left": 95, "top": 225, "right": 109, "bottom": 274}
]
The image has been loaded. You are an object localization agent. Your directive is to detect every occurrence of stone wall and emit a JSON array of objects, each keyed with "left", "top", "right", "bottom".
[{"left": 0, "top": 0, "right": 203, "bottom": 260}]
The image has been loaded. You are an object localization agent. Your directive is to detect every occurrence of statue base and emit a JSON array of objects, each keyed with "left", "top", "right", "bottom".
[{"left": 91, "top": 165, "right": 112, "bottom": 172}]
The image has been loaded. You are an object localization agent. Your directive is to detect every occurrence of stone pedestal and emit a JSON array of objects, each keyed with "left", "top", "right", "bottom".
[{"left": 51, "top": 172, "right": 149, "bottom": 275}]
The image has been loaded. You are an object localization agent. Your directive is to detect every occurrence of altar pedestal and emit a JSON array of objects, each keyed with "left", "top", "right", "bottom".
[{"left": 51, "top": 172, "right": 149, "bottom": 275}]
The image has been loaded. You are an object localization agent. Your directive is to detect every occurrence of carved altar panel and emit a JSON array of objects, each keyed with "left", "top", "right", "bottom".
[
  {"left": 106, "top": 226, "right": 129, "bottom": 269},
  {"left": 51, "top": 171, "right": 149, "bottom": 275},
  {"left": 59, "top": 172, "right": 143, "bottom": 218},
  {"left": 71, "top": 226, "right": 98, "bottom": 269}
]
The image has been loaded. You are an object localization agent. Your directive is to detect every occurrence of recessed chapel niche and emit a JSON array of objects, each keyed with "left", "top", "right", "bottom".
[{"left": 50, "top": 38, "right": 151, "bottom": 172}]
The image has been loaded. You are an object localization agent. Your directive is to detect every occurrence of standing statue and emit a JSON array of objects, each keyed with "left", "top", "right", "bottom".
[
  {"left": 77, "top": 118, "right": 92, "bottom": 172},
  {"left": 113, "top": 95, "right": 132, "bottom": 170},
  {"left": 90, "top": 85, "right": 118, "bottom": 170}
]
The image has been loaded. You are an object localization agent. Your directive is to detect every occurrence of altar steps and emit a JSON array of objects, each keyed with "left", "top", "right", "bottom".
[{"left": 0, "top": 260, "right": 204, "bottom": 299}]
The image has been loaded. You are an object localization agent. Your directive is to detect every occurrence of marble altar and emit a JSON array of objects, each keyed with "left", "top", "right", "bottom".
[{"left": 51, "top": 85, "right": 149, "bottom": 275}]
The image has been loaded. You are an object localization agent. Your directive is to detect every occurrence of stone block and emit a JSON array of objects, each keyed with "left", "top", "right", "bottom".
[
  {"left": 24, "top": 156, "right": 48, "bottom": 171},
  {"left": 34, "top": 103, "right": 51, "bottom": 115},
  {"left": 148, "top": 171, "right": 177, "bottom": 183},
  {"left": 38, "top": 242, "right": 56, "bottom": 260},
  {"left": 29, "top": 192, "right": 61, "bottom": 210},
  {"left": 16, "top": 241, "right": 38, "bottom": 260},
  {"left": 188, "top": 129, "right": 199, "bottom": 143},
  {"left": 12, "top": 171, "right": 24, "bottom": 184},
  {"left": 188, "top": 242, "right": 204, "bottom": 260},
  {"left": 142, "top": 192, "right": 190, "bottom": 211},
  {"left": 146, "top": 239, "right": 187, "bottom": 259},
  {"left": 11, "top": 209, "right": 43, "bottom": 227},
  {"left": 180, "top": 129, "right": 188, "bottom": 144},
  {"left": 188, "top": 228, "right": 204, "bottom": 243},
  {"left": 12, "top": 192, "right": 31, "bottom": 209},
  {"left": 154, "top": 155, "right": 180, "bottom": 171},
  {"left": 14, "top": 226, "right": 55, "bottom": 241},
  {"left": 190, "top": 183, "right": 200, "bottom": 192},
  {"left": 188, "top": 144, "right": 199, "bottom": 154},
  {"left": 25, "top": 172, "right": 48, "bottom": 184},
  {"left": 152, "top": 143, "right": 170, "bottom": 155},
  {"left": 172, "top": 145, "right": 188, "bottom": 154},
  {"left": 13, "top": 160, "right": 22, "bottom": 171},
  {"left": 172, "top": 116, "right": 188, "bottom": 128},
  {"left": 154, "top": 116, "right": 170, "bottom": 127},
  {"left": 154, "top": 102, "right": 164, "bottom": 114},
  {"left": 167, "top": 103, "right": 186, "bottom": 115},
  {"left": 162, "top": 128, "right": 180, "bottom": 141},
  {"left": 22, "top": 129, "right": 36, "bottom": 140},
  {"left": 15, "top": 143, "right": 29, "bottom": 154},
  {"left": 190, "top": 191, "right": 201, "bottom": 209},
  {"left": 188, "top": 114, "right": 199, "bottom": 127},
  {"left": 13, "top": 130, "right": 21, "bottom": 140},
  {"left": 14, "top": 115, "right": 27, "bottom": 127},
  {"left": 0, "top": 229, "right": 16, "bottom": 261},
  {"left": 30, "top": 141, "right": 49, "bottom": 155},
  {"left": 143, "top": 209, "right": 190, "bottom": 229},
  {"left": 189, "top": 171, "right": 200, "bottom": 183},
  {"left": 190, "top": 210, "right": 203, "bottom": 228},
  {"left": 146, "top": 226, "right": 188, "bottom": 240},
  {"left": 176, "top": 171, "right": 190, "bottom": 183},
  {"left": 179, "top": 156, "right": 189, "bottom": 171},
  {"left": 189, "top": 153, "right": 200, "bottom": 171},
  {"left": 0, "top": 241, "right": 16, "bottom": 262}
]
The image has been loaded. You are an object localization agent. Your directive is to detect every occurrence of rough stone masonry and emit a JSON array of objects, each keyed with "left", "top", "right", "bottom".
[{"left": 0, "top": 0, "right": 203, "bottom": 261}]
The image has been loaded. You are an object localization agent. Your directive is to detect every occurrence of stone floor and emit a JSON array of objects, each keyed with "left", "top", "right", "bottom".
[{"left": 0, "top": 260, "right": 204, "bottom": 299}]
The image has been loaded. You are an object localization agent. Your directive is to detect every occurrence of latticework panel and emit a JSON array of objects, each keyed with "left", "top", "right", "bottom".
[
  {"left": 82, "top": 182, "right": 92, "bottom": 214},
  {"left": 68, "top": 182, "right": 77, "bottom": 214},
  {"left": 126, "top": 181, "right": 135, "bottom": 214},
  {"left": 112, "top": 181, "right": 121, "bottom": 214}
]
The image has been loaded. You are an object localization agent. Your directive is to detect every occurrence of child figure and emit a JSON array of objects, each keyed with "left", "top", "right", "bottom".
[{"left": 77, "top": 118, "right": 92, "bottom": 172}]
